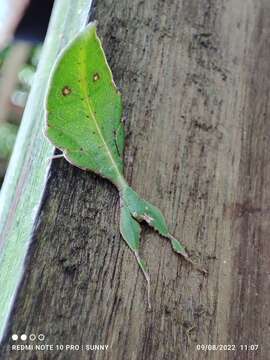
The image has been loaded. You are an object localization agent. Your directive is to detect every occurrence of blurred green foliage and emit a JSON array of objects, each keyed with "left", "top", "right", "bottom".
[
  {"left": 0, "top": 46, "right": 10, "bottom": 65},
  {"left": 0, "top": 43, "right": 41, "bottom": 164},
  {"left": 0, "top": 123, "right": 18, "bottom": 160}
]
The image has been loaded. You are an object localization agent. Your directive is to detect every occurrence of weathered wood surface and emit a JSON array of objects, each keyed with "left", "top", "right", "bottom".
[{"left": 1, "top": 0, "right": 270, "bottom": 359}]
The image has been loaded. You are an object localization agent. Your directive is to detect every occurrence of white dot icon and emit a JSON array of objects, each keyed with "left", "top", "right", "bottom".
[
  {"left": 29, "top": 334, "right": 36, "bottom": 341},
  {"left": 21, "top": 334, "right": 27, "bottom": 341},
  {"left": 38, "top": 334, "right": 45, "bottom": 341},
  {"left": 12, "top": 334, "right": 18, "bottom": 341}
]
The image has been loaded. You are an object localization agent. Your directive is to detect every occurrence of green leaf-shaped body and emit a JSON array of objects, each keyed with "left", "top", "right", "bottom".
[
  {"left": 46, "top": 22, "right": 125, "bottom": 187},
  {"left": 45, "top": 23, "right": 205, "bottom": 308}
]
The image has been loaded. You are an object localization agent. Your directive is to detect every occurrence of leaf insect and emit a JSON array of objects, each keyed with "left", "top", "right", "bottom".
[{"left": 45, "top": 22, "right": 206, "bottom": 309}]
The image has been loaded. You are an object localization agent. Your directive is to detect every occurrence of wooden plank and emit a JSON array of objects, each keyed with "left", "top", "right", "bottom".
[
  {"left": 1, "top": 0, "right": 270, "bottom": 359},
  {"left": 0, "top": 0, "right": 92, "bottom": 341}
]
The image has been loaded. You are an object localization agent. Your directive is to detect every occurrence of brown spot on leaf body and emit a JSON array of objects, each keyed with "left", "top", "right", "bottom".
[
  {"left": 93, "top": 73, "right": 100, "bottom": 82},
  {"left": 62, "top": 86, "right": 72, "bottom": 96}
]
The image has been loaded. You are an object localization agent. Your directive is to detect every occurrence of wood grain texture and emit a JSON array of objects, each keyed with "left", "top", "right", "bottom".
[{"left": 1, "top": 0, "right": 270, "bottom": 359}]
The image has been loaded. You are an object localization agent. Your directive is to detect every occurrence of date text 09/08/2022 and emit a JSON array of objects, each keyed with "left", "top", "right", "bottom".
[{"left": 196, "top": 344, "right": 259, "bottom": 352}]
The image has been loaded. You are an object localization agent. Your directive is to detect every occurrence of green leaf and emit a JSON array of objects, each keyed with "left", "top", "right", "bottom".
[
  {"left": 169, "top": 236, "right": 188, "bottom": 258},
  {"left": 121, "top": 186, "right": 169, "bottom": 237},
  {"left": 45, "top": 22, "right": 125, "bottom": 188},
  {"left": 121, "top": 186, "right": 189, "bottom": 259},
  {"left": 120, "top": 203, "right": 151, "bottom": 308},
  {"left": 120, "top": 204, "right": 141, "bottom": 251}
]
